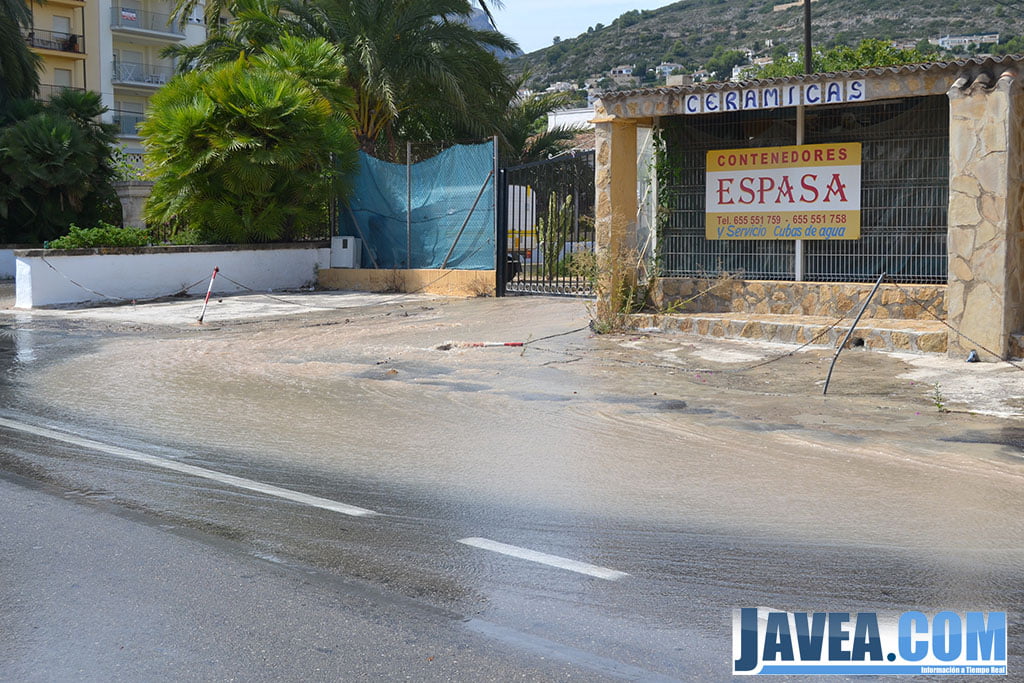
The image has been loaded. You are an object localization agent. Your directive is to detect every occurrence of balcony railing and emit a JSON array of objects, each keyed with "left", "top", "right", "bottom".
[
  {"left": 35, "top": 84, "right": 86, "bottom": 101},
  {"left": 111, "top": 110, "right": 145, "bottom": 137},
  {"left": 112, "top": 60, "right": 173, "bottom": 86},
  {"left": 24, "top": 28, "right": 85, "bottom": 54},
  {"left": 110, "top": 7, "right": 184, "bottom": 37}
]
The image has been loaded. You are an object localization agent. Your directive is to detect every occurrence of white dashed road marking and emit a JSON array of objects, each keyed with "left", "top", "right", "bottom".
[
  {"left": 0, "top": 416, "right": 378, "bottom": 517},
  {"left": 458, "top": 537, "right": 629, "bottom": 580}
]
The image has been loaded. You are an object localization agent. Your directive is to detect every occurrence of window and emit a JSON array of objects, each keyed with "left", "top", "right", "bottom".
[
  {"left": 117, "top": 100, "right": 144, "bottom": 115},
  {"left": 52, "top": 16, "right": 71, "bottom": 38},
  {"left": 53, "top": 68, "right": 72, "bottom": 88}
]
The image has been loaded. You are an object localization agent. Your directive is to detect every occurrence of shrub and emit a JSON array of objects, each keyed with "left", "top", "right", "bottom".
[
  {"left": 142, "top": 38, "right": 359, "bottom": 244},
  {"left": 46, "top": 222, "right": 152, "bottom": 249},
  {"left": 0, "top": 90, "right": 119, "bottom": 244}
]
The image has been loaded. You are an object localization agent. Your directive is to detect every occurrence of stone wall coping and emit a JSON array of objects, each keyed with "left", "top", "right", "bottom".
[
  {"left": 658, "top": 277, "right": 945, "bottom": 289},
  {"left": 16, "top": 241, "right": 331, "bottom": 258},
  {"left": 111, "top": 180, "right": 154, "bottom": 187}
]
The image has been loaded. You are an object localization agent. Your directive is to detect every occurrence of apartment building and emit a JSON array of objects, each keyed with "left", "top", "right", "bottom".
[{"left": 25, "top": 0, "right": 206, "bottom": 154}]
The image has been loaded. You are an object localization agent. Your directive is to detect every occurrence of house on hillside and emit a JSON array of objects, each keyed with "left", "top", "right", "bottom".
[
  {"left": 545, "top": 81, "right": 578, "bottom": 93},
  {"left": 930, "top": 33, "right": 999, "bottom": 50},
  {"left": 609, "top": 65, "right": 638, "bottom": 87},
  {"left": 654, "top": 63, "right": 686, "bottom": 79}
]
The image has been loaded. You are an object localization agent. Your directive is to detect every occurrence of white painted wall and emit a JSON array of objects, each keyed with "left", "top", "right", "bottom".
[
  {"left": 546, "top": 107, "right": 595, "bottom": 132},
  {"left": 15, "top": 246, "right": 330, "bottom": 308}
]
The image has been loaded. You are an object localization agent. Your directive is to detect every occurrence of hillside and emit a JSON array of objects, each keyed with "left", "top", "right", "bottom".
[{"left": 509, "top": 0, "right": 1024, "bottom": 87}]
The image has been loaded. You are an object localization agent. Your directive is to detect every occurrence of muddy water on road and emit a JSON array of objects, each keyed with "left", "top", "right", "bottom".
[{"left": 8, "top": 297, "right": 1023, "bottom": 579}]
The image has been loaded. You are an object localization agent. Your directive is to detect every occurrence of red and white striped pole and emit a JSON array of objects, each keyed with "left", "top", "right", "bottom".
[
  {"left": 459, "top": 341, "right": 524, "bottom": 348},
  {"left": 197, "top": 266, "right": 219, "bottom": 324}
]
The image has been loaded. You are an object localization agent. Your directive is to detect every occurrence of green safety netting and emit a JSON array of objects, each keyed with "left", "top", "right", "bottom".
[{"left": 339, "top": 141, "right": 495, "bottom": 270}]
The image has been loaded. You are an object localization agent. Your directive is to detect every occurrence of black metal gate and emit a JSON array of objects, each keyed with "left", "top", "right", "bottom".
[{"left": 497, "top": 151, "right": 595, "bottom": 296}]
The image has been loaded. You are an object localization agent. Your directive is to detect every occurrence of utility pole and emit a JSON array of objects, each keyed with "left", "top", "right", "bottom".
[
  {"left": 794, "top": 0, "right": 812, "bottom": 281},
  {"left": 803, "top": 0, "right": 812, "bottom": 75}
]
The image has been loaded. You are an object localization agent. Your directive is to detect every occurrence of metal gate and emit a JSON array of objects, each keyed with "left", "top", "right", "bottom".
[{"left": 497, "top": 151, "right": 595, "bottom": 296}]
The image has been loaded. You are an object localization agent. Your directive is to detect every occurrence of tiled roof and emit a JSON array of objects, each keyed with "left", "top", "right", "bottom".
[{"left": 598, "top": 55, "right": 1024, "bottom": 102}]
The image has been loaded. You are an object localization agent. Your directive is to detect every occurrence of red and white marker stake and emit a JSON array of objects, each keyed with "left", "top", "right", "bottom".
[
  {"left": 458, "top": 341, "right": 524, "bottom": 348},
  {"left": 197, "top": 266, "right": 219, "bottom": 324}
]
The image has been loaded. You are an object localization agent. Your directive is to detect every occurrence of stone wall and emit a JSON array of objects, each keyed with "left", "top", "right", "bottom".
[
  {"left": 946, "top": 67, "right": 1024, "bottom": 359},
  {"left": 654, "top": 278, "right": 946, "bottom": 320}
]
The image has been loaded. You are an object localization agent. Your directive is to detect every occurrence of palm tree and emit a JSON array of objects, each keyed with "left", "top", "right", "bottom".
[
  {"left": 0, "top": 0, "right": 41, "bottom": 102},
  {"left": 142, "top": 38, "right": 359, "bottom": 243},
  {"left": 169, "top": 0, "right": 505, "bottom": 43},
  {"left": 0, "top": 90, "right": 118, "bottom": 242},
  {"left": 165, "top": 0, "right": 307, "bottom": 69},
  {"left": 469, "top": 0, "right": 502, "bottom": 27},
  {"left": 499, "top": 75, "right": 585, "bottom": 164},
  {"left": 168, "top": 0, "right": 518, "bottom": 155},
  {"left": 269, "top": 0, "right": 518, "bottom": 153}
]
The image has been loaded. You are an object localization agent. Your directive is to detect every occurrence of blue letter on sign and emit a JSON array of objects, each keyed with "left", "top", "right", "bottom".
[
  {"left": 933, "top": 611, "right": 962, "bottom": 662},
  {"left": 899, "top": 612, "right": 929, "bottom": 661},
  {"left": 966, "top": 612, "right": 1006, "bottom": 661},
  {"left": 763, "top": 612, "right": 795, "bottom": 661}
]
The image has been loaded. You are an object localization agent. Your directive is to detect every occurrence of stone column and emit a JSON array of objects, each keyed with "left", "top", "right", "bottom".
[
  {"left": 112, "top": 180, "right": 154, "bottom": 229},
  {"left": 593, "top": 116, "right": 638, "bottom": 319},
  {"left": 946, "top": 68, "right": 1024, "bottom": 359}
]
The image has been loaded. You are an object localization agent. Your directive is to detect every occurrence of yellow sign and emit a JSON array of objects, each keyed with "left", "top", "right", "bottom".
[{"left": 706, "top": 143, "right": 862, "bottom": 240}]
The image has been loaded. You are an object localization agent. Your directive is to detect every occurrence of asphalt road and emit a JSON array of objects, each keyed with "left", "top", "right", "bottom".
[
  {"left": 1, "top": 291, "right": 1022, "bottom": 680},
  {"left": 0, "top": 470, "right": 637, "bottom": 681}
]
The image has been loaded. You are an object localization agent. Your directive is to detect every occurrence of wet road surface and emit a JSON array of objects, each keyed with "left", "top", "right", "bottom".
[{"left": 1, "top": 292, "right": 1022, "bottom": 679}]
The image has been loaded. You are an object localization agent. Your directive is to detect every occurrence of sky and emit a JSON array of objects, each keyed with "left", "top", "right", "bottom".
[{"left": 492, "top": 0, "right": 672, "bottom": 54}]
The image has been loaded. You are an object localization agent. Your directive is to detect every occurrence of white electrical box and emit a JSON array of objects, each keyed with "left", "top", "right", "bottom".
[{"left": 331, "top": 236, "right": 361, "bottom": 268}]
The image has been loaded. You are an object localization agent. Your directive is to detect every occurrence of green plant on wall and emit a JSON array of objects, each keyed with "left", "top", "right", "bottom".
[
  {"left": 538, "top": 193, "right": 572, "bottom": 281},
  {"left": 652, "top": 128, "right": 682, "bottom": 266}
]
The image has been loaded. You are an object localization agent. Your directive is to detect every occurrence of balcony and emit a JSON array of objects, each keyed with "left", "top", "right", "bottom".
[
  {"left": 110, "top": 7, "right": 185, "bottom": 39},
  {"left": 24, "top": 28, "right": 86, "bottom": 56},
  {"left": 35, "top": 84, "right": 86, "bottom": 101},
  {"left": 111, "top": 61, "right": 173, "bottom": 88},
  {"left": 111, "top": 109, "right": 145, "bottom": 137}
]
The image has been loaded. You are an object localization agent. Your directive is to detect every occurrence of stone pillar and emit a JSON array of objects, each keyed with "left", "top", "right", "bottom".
[
  {"left": 594, "top": 116, "right": 638, "bottom": 319},
  {"left": 112, "top": 180, "right": 154, "bottom": 229},
  {"left": 946, "top": 68, "right": 1024, "bottom": 359}
]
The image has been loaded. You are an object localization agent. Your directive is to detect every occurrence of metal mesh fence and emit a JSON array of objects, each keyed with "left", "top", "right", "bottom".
[{"left": 660, "top": 96, "right": 949, "bottom": 283}]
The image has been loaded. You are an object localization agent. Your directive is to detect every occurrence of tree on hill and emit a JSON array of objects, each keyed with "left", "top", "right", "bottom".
[
  {"left": 757, "top": 39, "right": 937, "bottom": 78},
  {"left": 994, "top": 35, "right": 1024, "bottom": 56},
  {"left": 705, "top": 47, "right": 748, "bottom": 81}
]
